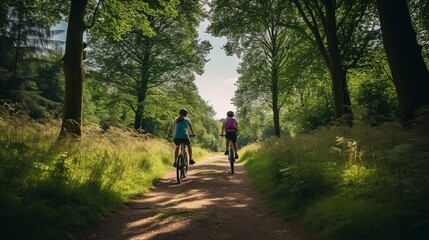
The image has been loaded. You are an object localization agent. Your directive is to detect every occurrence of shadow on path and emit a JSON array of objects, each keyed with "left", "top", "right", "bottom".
[{"left": 77, "top": 154, "right": 312, "bottom": 240}]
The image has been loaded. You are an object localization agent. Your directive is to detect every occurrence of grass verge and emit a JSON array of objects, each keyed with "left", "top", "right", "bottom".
[
  {"left": 0, "top": 117, "right": 208, "bottom": 240},
  {"left": 240, "top": 123, "right": 429, "bottom": 240}
]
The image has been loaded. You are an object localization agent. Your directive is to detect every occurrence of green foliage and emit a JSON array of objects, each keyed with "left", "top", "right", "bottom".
[
  {"left": 210, "top": 0, "right": 306, "bottom": 137},
  {"left": 303, "top": 195, "right": 399, "bottom": 240},
  {"left": 87, "top": 0, "right": 212, "bottom": 134},
  {"left": 356, "top": 78, "right": 398, "bottom": 118},
  {"left": 36, "top": 63, "right": 64, "bottom": 103},
  {"left": 355, "top": 79, "right": 399, "bottom": 118},
  {"left": 242, "top": 123, "right": 429, "bottom": 240},
  {"left": 0, "top": 56, "right": 64, "bottom": 119},
  {"left": 408, "top": 0, "right": 429, "bottom": 59},
  {"left": 284, "top": 80, "right": 334, "bottom": 134},
  {"left": 346, "top": 53, "right": 400, "bottom": 124},
  {"left": 0, "top": 117, "right": 209, "bottom": 239},
  {"left": 82, "top": 77, "right": 132, "bottom": 126},
  {"left": 83, "top": 76, "right": 223, "bottom": 151},
  {"left": 0, "top": 1, "right": 65, "bottom": 120},
  {"left": 286, "top": 101, "right": 334, "bottom": 134},
  {"left": 92, "top": 0, "right": 180, "bottom": 40},
  {"left": 234, "top": 105, "right": 275, "bottom": 146}
]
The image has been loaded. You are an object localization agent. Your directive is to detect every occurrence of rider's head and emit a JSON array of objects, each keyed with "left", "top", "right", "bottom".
[
  {"left": 179, "top": 109, "right": 188, "bottom": 117},
  {"left": 227, "top": 111, "right": 234, "bottom": 117}
]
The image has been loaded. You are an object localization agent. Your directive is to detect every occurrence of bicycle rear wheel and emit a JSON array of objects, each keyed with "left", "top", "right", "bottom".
[
  {"left": 182, "top": 153, "right": 187, "bottom": 178},
  {"left": 228, "top": 144, "right": 235, "bottom": 174},
  {"left": 176, "top": 155, "right": 184, "bottom": 183}
]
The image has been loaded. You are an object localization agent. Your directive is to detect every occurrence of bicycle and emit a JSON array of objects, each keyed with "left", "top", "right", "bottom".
[
  {"left": 175, "top": 135, "right": 195, "bottom": 184},
  {"left": 221, "top": 134, "right": 236, "bottom": 174}
]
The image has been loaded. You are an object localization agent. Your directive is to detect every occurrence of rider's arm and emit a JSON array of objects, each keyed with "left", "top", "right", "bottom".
[
  {"left": 221, "top": 122, "right": 225, "bottom": 135},
  {"left": 189, "top": 124, "right": 196, "bottom": 136},
  {"left": 171, "top": 122, "right": 176, "bottom": 136}
]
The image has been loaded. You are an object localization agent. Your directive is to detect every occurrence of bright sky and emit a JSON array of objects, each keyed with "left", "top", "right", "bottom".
[{"left": 195, "top": 20, "right": 240, "bottom": 119}]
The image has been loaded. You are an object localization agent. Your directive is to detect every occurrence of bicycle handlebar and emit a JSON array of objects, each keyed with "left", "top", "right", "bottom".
[
  {"left": 220, "top": 133, "right": 239, "bottom": 136},
  {"left": 169, "top": 134, "right": 196, "bottom": 138}
]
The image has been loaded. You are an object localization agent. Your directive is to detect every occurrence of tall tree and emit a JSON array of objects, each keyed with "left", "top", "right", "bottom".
[
  {"left": 56, "top": 0, "right": 178, "bottom": 138},
  {"left": 0, "top": 0, "right": 64, "bottom": 118},
  {"left": 0, "top": 1, "right": 61, "bottom": 88},
  {"left": 89, "top": 0, "right": 211, "bottom": 130},
  {"left": 59, "top": 0, "right": 88, "bottom": 138},
  {"left": 209, "top": 0, "right": 298, "bottom": 136},
  {"left": 292, "top": 0, "right": 374, "bottom": 124},
  {"left": 376, "top": 0, "right": 429, "bottom": 123}
]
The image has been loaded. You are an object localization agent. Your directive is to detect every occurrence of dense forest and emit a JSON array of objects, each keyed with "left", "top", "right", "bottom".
[
  {"left": 209, "top": 0, "right": 429, "bottom": 142},
  {"left": 0, "top": 0, "right": 428, "bottom": 239}
]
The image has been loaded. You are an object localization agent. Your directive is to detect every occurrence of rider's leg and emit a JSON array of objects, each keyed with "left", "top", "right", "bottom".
[
  {"left": 174, "top": 145, "right": 179, "bottom": 163},
  {"left": 224, "top": 139, "right": 230, "bottom": 155},
  {"left": 233, "top": 134, "right": 239, "bottom": 159},
  {"left": 187, "top": 144, "right": 195, "bottom": 164},
  {"left": 187, "top": 144, "right": 193, "bottom": 160},
  {"left": 233, "top": 141, "right": 239, "bottom": 159},
  {"left": 233, "top": 142, "right": 238, "bottom": 153}
]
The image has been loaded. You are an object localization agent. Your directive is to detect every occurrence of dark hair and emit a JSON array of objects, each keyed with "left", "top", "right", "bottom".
[
  {"left": 227, "top": 111, "right": 234, "bottom": 117},
  {"left": 179, "top": 109, "right": 188, "bottom": 116},
  {"left": 177, "top": 109, "right": 188, "bottom": 122}
]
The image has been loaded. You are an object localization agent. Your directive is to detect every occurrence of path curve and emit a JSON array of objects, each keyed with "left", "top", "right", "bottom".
[{"left": 78, "top": 154, "right": 312, "bottom": 240}]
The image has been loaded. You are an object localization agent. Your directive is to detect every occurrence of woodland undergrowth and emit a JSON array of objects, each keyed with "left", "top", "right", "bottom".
[
  {"left": 241, "top": 122, "right": 429, "bottom": 240},
  {"left": 0, "top": 113, "right": 208, "bottom": 240}
]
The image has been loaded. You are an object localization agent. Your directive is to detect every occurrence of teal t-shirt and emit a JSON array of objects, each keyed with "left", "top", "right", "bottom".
[{"left": 173, "top": 118, "right": 192, "bottom": 139}]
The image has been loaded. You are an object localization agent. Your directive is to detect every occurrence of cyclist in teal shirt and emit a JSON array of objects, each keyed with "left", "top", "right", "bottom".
[{"left": 172, "top": 109, "right": 196, "bottom": 167}]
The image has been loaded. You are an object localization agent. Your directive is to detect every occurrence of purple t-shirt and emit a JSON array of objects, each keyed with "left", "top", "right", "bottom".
[{"left": 225, "top": 117, "right": 238, "bottom": 131}]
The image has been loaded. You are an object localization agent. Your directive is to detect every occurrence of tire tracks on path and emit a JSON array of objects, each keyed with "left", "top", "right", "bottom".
[{"left": 78, "top": 154, "right": 313, "bottom": 240}]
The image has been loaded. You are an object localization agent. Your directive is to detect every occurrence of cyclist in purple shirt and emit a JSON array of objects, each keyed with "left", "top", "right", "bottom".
[
  {"left": 220, "top": 111, "right": 239, "bottom": 159},
  {"left": 172, "top": 109, "right": 196, "bottom": 167}
]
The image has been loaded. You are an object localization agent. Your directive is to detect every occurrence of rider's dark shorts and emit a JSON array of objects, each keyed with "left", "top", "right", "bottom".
[
  {"left": 225, "top": 132, "right": 237, "bottom": 143},
  {"left": 174, "top": 138, "right": 190, "bottom": 146}
]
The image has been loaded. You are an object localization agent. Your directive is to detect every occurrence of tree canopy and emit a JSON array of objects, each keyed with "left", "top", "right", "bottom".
[{"left": 0, "top": 0, "right": 427, "bottom": 141}]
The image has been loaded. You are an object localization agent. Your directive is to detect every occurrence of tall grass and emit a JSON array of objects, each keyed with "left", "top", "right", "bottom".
[
  {"left": 0, "top": 116, "right": 208, "bottom": 240},
  {"left": 241, "top": 122, "right": 429, "bottom": 240}
]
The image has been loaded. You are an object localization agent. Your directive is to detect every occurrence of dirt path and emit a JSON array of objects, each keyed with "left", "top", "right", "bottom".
[{"left": 78, "top": 154, "right": 312, "bottom": 240}]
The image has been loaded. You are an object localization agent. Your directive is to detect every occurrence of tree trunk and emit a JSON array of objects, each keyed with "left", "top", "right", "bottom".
[
  {"left": 272, "top": 66, "right": 281, "bottom": 137},
  {"left": 294, "top": 0, "right": 354, "bottom": 126},
  {"left": 58, "top": 0, "right": 88, "bottom": 139},
  {"left": 377, "top": 0, "right": 429, "bottom": 123},
  {"left": 325, "top": 0, "right": 352, "bottom": 123},
  {"left": 342, "top": 73, "right": 353, "bottom": 116},
  {"left": 134, "top": 98, "right": 144, "bottom": 130},
  {"left": 12, "top": 8, "right": 22, "bottom": 86},
  {"left": 134, "top": 81, "right": 149, "bottom": 129},
  {"left": 134, "top": 39, "right": 152, "bottom": 130},
  {"left": 273, "top": 106, "right": 281, "bottom": 137},
  {"left": 342, "top": 71, "right": 353, "bottom": 126}
]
